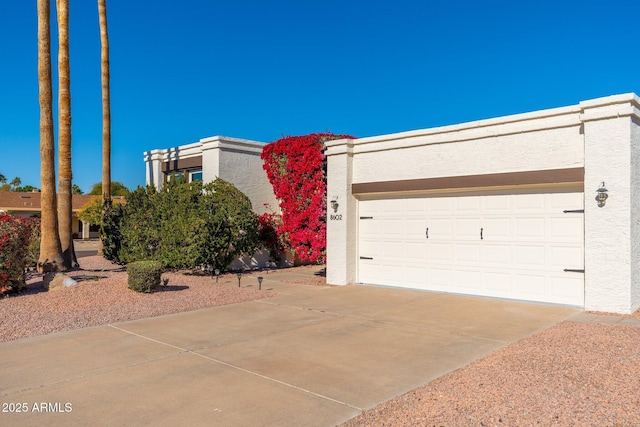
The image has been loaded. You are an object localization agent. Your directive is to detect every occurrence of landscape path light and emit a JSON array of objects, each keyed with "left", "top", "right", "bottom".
[
  {"left": 214, "top": 269, "right": 220, "bottom": 283},
  {"left": 258, "top": 276, "right": 264, "bottom": 290},
  {"left": 237, "top": 272, "right": 242, "bottom": 288}
]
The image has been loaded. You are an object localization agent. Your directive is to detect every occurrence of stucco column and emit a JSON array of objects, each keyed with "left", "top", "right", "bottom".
[
  {"left": 200, "top": 137, "right": 221, "bottom": 184},
  {"left": 325, "top": 138, "right": 357, "bottom": 285},
  {"left": 81, "top": 220, "right": 90, "bottom": 240},
  {"left": 144, "top": 149, "right": 166, "bottom": 189},
  {"left": 581, "top": 94, "right": 640, "bottom": 313}
]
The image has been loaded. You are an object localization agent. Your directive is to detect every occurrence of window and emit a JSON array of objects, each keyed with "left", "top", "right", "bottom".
[{"left": 190, "top": 171, "right": 203, "bottom": 182}]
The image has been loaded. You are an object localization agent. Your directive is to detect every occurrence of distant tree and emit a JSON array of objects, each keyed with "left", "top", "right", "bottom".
[
  {"left": 14, "top": 185, "right": 40, "bottom": 193},
  {"left": 72, "top": 184, "right": 83, "bottom": 194},
  {"left": 0, "top": 173, "right": 5, "bottom": 184},
  {"left": 10, "top": 177, "right": 21, "bottom": 188},
  {"left": 89, "top": 181, "right": 128, "bottom": 197}
]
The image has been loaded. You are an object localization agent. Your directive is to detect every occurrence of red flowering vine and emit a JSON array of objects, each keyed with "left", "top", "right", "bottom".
[{"left": 261, "top": 132, "right": 354, "bottom": 263}]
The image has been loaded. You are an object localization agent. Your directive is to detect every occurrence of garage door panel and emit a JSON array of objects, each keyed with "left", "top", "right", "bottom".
[
  {"left": 485, "top": 272, "right": 511, "bottom": 292},
  {"left": 484, "top": 195, "right": 511, "bottom": 212},
  {"left": 483, "top": 218, "right": 511, "bottom": 240},
  {"left": 382, "top": 219, "right": 403, "bottom": 237},
  {"left": 429, "top": 243, "right": 453, "bottom": 262},
  {"left": 383, "top": 242, "right": 405, "bottom": 259},
  {"left": 405, "top": 219, "right": 426, "bottom": 238},
  {"left": 404, "top": 241, "right": 426, "bottom": 261},
  {"left": 549, "top": 276, "right": 584, "bottom": 304},
  {"left": 456, "top": 244, "right": 481, "bottom": 264},
  {"left": 457, "top": 196, "right": 482, "bottom": 211},
  {"left": 549, "top": 217, "right": 583, "bottom": 241},
  {"left": 429, "top": 218, "right": 453, "bottom": 239},
  {"left": 550, "top": 192, "right": 582, "bottom": 208},
  {"left": 456, "top": 218, "right": 482, "bottom": 239},
  {"left": 516, "top": 194, "right": 546, "bottom": 211},
  {"left": 358, "top": 191, "right": 584, "bottom": 307},
  {"left": 548, "top": 245, "right": 583, "bottom": 269},
  {"left": 429, "top": 268, "right": 453, "bottom": 287},
  {"left": 513, "top": 274, "right": 546, "bottom": 297},
  {"left": 515, "top": 217, "right": 546, "bottom": 239},
  {"left": 484, "top": 244, "right": 512, "bottom": 266},
  {"left": 456, "top": 270, "right": 482, "bottom": 290},
  {"left": 515, "top": 245, "right": 546, "bottom": 268}
]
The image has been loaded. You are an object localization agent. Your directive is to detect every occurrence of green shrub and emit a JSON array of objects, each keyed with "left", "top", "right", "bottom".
[
  {"left": 127, "top": 260, "right": 162, "bottom": 293},
  {"left": 105, "top": 179, "right": 258, "bottom": 272}
]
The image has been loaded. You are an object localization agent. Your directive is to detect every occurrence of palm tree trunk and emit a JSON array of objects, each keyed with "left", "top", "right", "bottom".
[
  {"left": 98, "top": 0, "right": 111, "bottom": 256},
  {"left": 37, "top": 0, "right": 64, "bottom": 273},
  {"left": 99, "top": 0, "right": 111, "bottom": 206},
  {"left": 56, "top": 0, "right": 78, "bottom": 269}
]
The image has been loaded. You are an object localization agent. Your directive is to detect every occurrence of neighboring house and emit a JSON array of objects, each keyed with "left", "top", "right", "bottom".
[
  {"left": 0, "top": 192, "right": 122, "bottom": 239},
  {"left": 326, "top": 93, "right": 640, "bottom": 314},
  {"left": 144, "top": 135, "right": 278, "bottom": 215}
]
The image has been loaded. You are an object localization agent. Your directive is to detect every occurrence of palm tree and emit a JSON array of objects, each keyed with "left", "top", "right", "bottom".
[
  {"left": 98, "top": 0, "right": 111, "bottom": 207},
  {"left": 37, "top": 0, "right": 64, "bottom": 272},
  {"left": 56, "top": 0, "right": 78, "bottom": 269}
]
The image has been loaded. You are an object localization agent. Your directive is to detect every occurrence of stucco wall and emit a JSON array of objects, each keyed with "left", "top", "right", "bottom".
[
  {"left": 144, "top": 136, "right": 278, "bottom": 215},
  {"left": 581, "top": 94, "right": 640, "bottom": 313},
  {"left": 351, "top": 108, "right": 584, "bottom": 184},
  {"left": 630, "top": 117, "right": 640, "bottom": 311}
]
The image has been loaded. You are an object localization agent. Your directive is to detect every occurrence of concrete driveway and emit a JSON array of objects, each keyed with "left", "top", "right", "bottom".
[{"left": 0, "top": 269, "right": 578, "bottom": 426}]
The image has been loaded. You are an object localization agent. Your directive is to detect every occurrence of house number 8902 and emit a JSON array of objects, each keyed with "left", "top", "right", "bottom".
[{"left": 330, "top": 214, "right": 342, "bottom": 221}]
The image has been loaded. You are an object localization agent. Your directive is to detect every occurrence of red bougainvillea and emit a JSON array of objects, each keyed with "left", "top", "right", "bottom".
[
  {"left": 0, "top": 215, "right": 38, "bottom": 294},
  {"left": 261, "top": 133, "right": 354, "bottom": 263}
]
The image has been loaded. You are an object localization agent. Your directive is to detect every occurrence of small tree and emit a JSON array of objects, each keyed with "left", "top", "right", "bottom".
[{"left": 89, "top": 181, "right": 128, "bottom": 196}]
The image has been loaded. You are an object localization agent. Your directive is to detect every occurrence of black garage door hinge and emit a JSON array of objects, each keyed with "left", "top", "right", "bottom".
[
  {"left": 563, "top": 209, "right": 584, "bottom": 213},
  {"left": 359, "top": 256, "right": 373, "bottom": 260},
  {"left": 563, "top": 268, "right": 585, "bottom": 273}
]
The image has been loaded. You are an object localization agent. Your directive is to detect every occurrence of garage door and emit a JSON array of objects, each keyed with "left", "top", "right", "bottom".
[{"left": 358, "top": 192, "right": 584, "bottom": 306}]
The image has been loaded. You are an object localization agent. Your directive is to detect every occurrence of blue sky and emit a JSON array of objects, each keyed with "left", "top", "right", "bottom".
[{"left": 1, "top": 0, "right": 639, "bottom": 193}]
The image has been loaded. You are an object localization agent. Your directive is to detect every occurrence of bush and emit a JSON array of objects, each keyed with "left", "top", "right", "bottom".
[
  {"left": 105, "top": 178, "right": 258, "bottom": 272},
  {"left": 0, "top": 215, "right": 38, "bottom": 294},
  {"left": 127, "top": 260, "right": 162, "bottom": 293}
]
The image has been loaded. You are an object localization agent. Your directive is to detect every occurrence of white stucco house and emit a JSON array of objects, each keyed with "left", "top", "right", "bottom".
[
  {"left": 326, "top": 93, "right": 640, "bottom": 314},
  {"left": 144, "top": 136, "right": 278, "bottom": 215}
]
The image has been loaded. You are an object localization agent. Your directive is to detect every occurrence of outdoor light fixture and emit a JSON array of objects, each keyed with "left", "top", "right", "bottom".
[
  {"left": 330, "top": 197, "right": 339, "bottom": 213},
  {"left": 214, "top": 269, "right": 220, "bottom": 283},
  {"left": 237, "top": 272, "right": 242, "bottom": 288},
  {"left": 257, "top": 276, "right": 264, "bottom": 290},
  {"left": 596, "top": 182, "right": 608, "bottom": 207}
]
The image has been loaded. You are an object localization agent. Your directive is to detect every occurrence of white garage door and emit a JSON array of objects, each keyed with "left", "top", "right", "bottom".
[{"left": 358, "top": 192, "right": 584, "bottom": 306}]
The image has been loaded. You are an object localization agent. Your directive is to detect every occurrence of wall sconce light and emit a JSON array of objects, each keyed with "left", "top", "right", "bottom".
[
  {"left": 596, "top": 182, "right": 608, "bottom": 207},
  {"left": 330, "top": 197, "right": 339, "bottom": 213}
]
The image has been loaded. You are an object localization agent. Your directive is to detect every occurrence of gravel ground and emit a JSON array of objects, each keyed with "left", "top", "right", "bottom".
[
  {"left": 0, "top": 255, "right": 280, "bottom": 343},
  {"left": 3, "top": 255, "right": 640, "bottom": 426}
]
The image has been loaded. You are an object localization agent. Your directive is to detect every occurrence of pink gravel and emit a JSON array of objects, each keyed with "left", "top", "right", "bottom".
[{"left": 0, "top": 255, "right": 279, "bottom": 343}]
